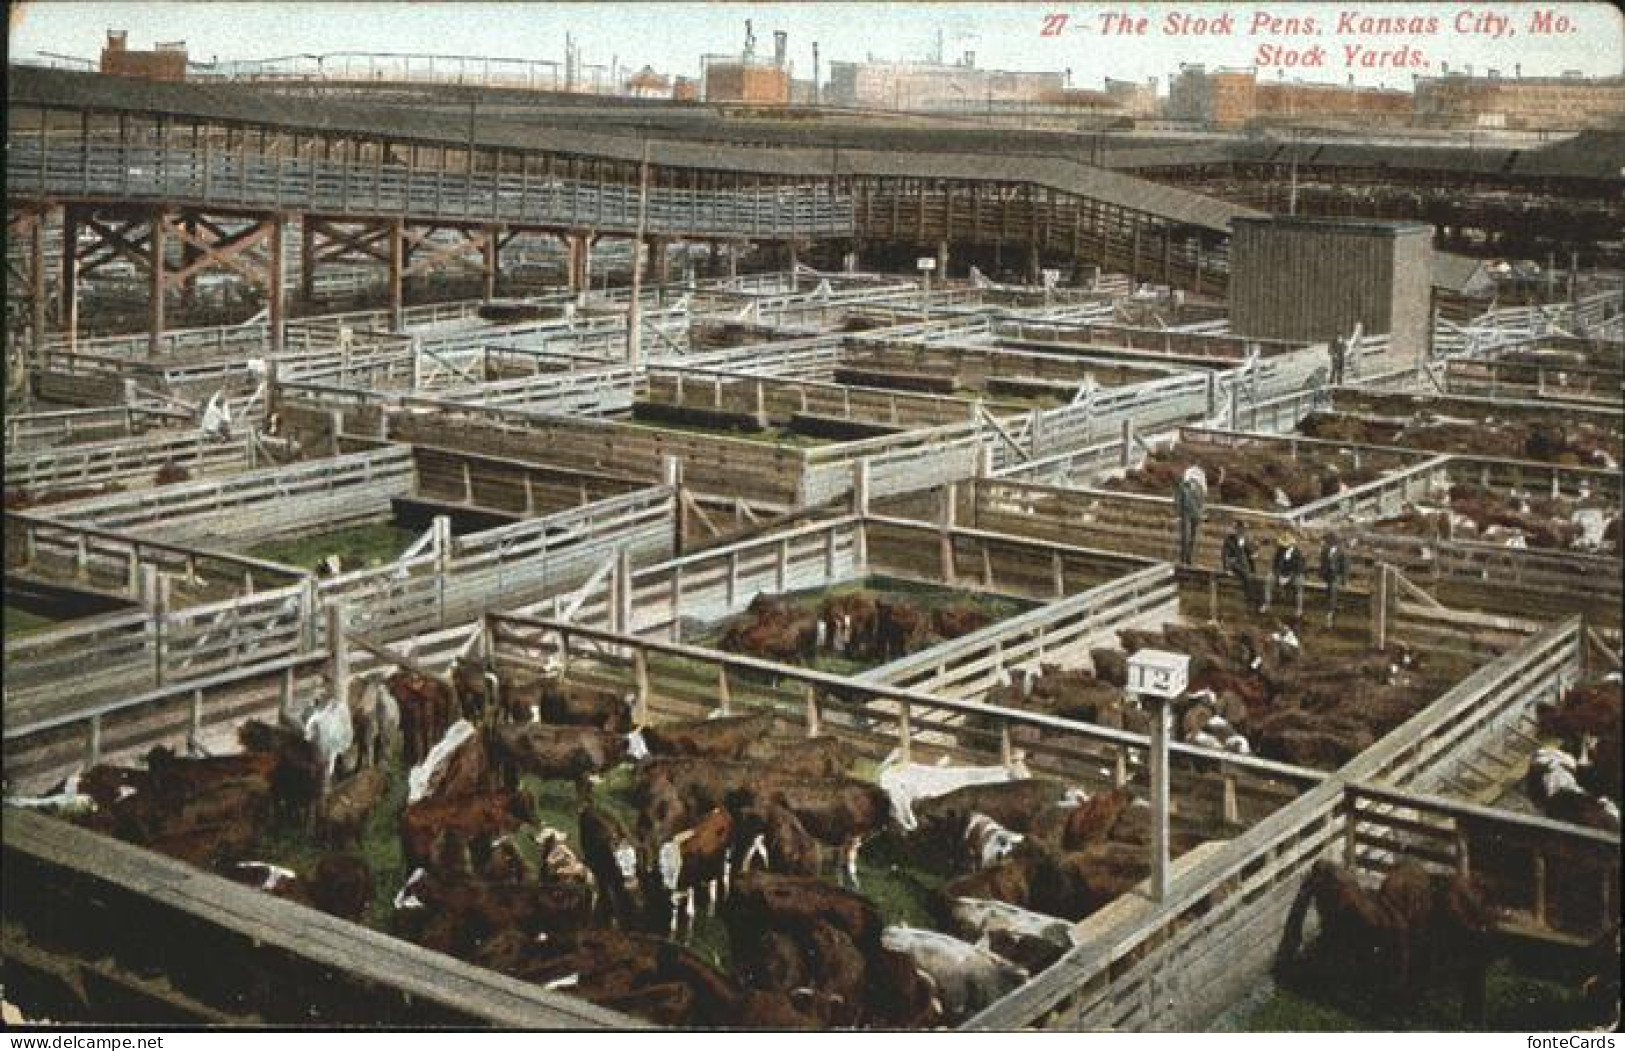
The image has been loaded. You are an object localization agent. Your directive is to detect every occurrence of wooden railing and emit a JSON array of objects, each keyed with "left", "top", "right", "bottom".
[{"left": 964, "top": 617, "right": 1590, "bottom": 1031}]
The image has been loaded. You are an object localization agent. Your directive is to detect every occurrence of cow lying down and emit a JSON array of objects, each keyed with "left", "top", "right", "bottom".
[
  {"left": 881, "top": 926, "right": 1029, "bottom": 1022},
  {"left": 946, "top": 897, "right": 1079, "bottom": 973}
]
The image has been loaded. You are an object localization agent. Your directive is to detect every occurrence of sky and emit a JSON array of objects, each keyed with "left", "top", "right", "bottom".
[{"left": 10, "top": 1, "right": 1624, "bottom": 90}]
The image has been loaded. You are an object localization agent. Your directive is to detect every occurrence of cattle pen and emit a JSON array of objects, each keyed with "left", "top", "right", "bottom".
[{"left": 4, "top": 51, "right": 1623, "bottom": 1034}]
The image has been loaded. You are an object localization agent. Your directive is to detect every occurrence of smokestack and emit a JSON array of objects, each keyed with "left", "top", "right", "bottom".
[
  {"left": 812, "top": 42, "right": 821, "bottom": 104},
  {"left": 773, "top": 30, "right": 787, "bottom": 68},
  {"left": 963, "top": 50, "right": 975, "bottom": 68}
]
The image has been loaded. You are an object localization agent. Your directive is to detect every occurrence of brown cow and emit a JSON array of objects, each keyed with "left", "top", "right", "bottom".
[
  {"left": 737, "top": 734, "right": 857, "bottom": 778},
  {"left": 733, "top": 777, "right": 891, "bottom": 889},
  {"left": 393, "top": 868, "right": 592, "bottom": 958},
  {"left": 399, "top": 789, "right": 532, "bottom": 866},
  {"left": 238, "top": 719, "right": 323, "bottom": 826},
  {"left": 308, "top": 853, "right": 374, "bottom": 922},
  {"left": 317, "top": 766, "right": 388, "bottom": 847},
  {"left": 530, "top": 679, "right": 636, "bottom": 733},
  {"left": 874, "top": 599, "right": 929, "bottom": 660},
  {"left": 487, "top": 723, "right": 631, "bottom": 793},
  {"left": 729, "top": 871, "right": 885, "bottom": 951},
  {"left": 387, "top": 670, "right": 459, "bottom": 767},
  {"left": 730, "top": 798, "right": 821, "bottom": 877},
  {"left": 654, "top": 806, "right": 734, "bottom": 939},
  {"left": 636, "top": 711, "right": 777, "bottom": 761}
]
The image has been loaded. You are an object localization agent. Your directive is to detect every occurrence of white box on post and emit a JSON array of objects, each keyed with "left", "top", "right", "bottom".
[{"left": 1127, "top": 649, "right": 1189, "bottom": 700}]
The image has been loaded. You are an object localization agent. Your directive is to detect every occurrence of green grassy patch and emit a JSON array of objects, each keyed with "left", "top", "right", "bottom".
[
  {"left": 245, "top": 522, "right": 419, "bottom": 572},
  {"left": 1238, "top": 949, "right": 1597, "bottom": 1031},
  {"left": 2, "top": 604, "right": 58, "bottom": 638}
]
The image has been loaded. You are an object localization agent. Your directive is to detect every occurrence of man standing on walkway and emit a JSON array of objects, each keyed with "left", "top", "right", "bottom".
[
  {"left": 1173, "top": 465, "right": 1207, "bottom": 565},
  {"left": 1222, "top": 518, "right": 1262, "bottom": 612},
  {"left": 1265, "top": 532, "right": 1307, "bottom": 619},
  {"left": 1319, "top": 533, "right": 1350, "bottom": 629}
]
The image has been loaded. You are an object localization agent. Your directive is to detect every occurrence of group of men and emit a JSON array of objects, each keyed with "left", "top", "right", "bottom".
[{"left": 1173, "top": 465, "right": 1350, "bottom": 627}]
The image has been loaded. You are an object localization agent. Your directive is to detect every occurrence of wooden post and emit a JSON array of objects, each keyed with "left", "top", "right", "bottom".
[
  {"left": 190, "top": 687, "right": 205, "bottom": 744},
  {"left": 805, "top": 683, "right": 822, "bottom": 738},
  {"left": 1148, "top": 691, "right": 1170, "bottom": 902},
  {"left": 1120, "top": 418, "right": 1133, "bottom": 468},
  {"left": 1344, "top": 795, "right": 1361, "bottom": 867},
  {"left": 148, "top": 207, "right": 167, "bottom": 358},
  {"left": 939, "top": 482, "right": 957, "bottom": 584},
  {"left": 897, "top": 701, "right": 912, "bottom": 762},
  {"left": 717, "top": 665, "right": 733, "bottom": 716},
  {"left": 388, "top": 219, "right": 405, "bottom": 332},
  {"left": 329, "top": 409, "right": 344, "bottom": 457},
  {"left": 999, "top": 724, "right": 1015, "bottom": 769},
  {"left": 61, "top": 207, "right": 80, "bottom": 351},
  {"left": 852, "top": 457, "right": 871, "bottom": 516},
  {"left": 1372, "top": 564, "right": 1390, "bottom": 651},
  {"left": 1221, "top": 768, "right": 1240, "bottom": 826},
  {"left": 633, "top": 649, "right": 650, "bottom": 726},
  {"left": 616, "top": 548, "right": 633, "bottom": 635},
  {"left": 29, "top": 209, "right": 46, "bottom": 356},
  {"left": 268, "top": 215, "right": 286, "bottom": 354},
  {"left": 1531, "top": 852, "right": 1548, "bottom": 926},
  {"left": 1051, "top": 552, "right": 1065, "bottom": 597},
  {"left": 85, "top": 714, "right": 103, "bottom": 768},
  {"left": 326, "top": 602, "right": 351, "bottom": 706},
  {"left": 663, "top": 455, "right": 685, "bottom": 555},
  {"left": 152, "top": 571, "right": 171, "bottom": 687}
]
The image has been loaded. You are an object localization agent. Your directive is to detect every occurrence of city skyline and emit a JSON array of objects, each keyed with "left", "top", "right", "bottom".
[{"left": 11, "top": 1, "right": 1625, "bottom": 91}]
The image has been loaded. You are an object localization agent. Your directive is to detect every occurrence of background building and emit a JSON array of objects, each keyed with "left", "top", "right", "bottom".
[
  {"left": 99, "top": 30, "right": 187, "bottom": 81},
  {"left": 1414, "top": 72, "right": 1625, "bottom": 130},
  {"left": 1168, "top": 66, "right": 1409, "bottom": 126},
  {"left": 827, "top": 55, "right": 1064, "bottom": 111}
]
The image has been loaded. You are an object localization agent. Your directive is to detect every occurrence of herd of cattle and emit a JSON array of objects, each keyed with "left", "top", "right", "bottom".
[
  {"left": 1527, "top": 675, "right": 1622, "bottom": 832},
  {"left": 22, "top": 654, "right": 1211, "bottom": 1027},
  {"left": 984, "top": 621, "right": 1447, "bottom": 772},
  {"left": 717, "top": 590, "right": 998, "bottom": 667},
  {"left": 1300, "top": 412, "right": 1621, "bottom": 472},
  {"left": 1118, "top": 444, "right": 1385, "bottom": 511}
]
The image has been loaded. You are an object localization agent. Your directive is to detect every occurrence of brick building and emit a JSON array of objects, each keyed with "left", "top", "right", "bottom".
[
  {"left": 826, "top": 57, "right": 1064, "bottom": 111},
  {"left": 702, "top": 61, "right": 790, "bottom": 104},
  {"left": 1414, "top": 73, "right": 1625, "bottom": 130},
  {"left": 99, "top": 31, "right": 188, "bottom": 81}
]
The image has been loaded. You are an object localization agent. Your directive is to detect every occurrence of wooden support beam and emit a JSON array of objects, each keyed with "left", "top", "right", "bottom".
[
  {"left": 148, "top": 208, "right": 167, "bottom": 358},
  {"left": 269, "top": 215, "right": 286, "bottom": 355}
]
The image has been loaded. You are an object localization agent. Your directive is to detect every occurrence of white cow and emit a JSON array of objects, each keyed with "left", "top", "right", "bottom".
[
  {"left": 880, "top": 926, "right": 1029, "bottom": 1021},
  {"left": 305, "top": 694, "right": 355, "bottom": 793},
  {"left": 407, "top": 719, "right": 476, "bottom": 804},
  {"left": 947, "top": 897, "right": 1079, "bottom": 954},
  {"left": 878, "top": 749, "right": 1031, "bottom": 832}
]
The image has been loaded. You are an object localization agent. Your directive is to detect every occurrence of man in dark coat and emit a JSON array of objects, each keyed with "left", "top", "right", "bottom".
[
  {"left": 1221, "top": 519, "right": 1262, "bottom": 612},
  {"left": 1265, "top": 533, "right": 1307, "bottom": 618},
  {"left": 1319, "top": 534, "right": 1350, "bottom": 628}
]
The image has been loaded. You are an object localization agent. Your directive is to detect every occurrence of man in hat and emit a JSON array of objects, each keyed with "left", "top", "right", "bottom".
[
  {"left": 1173, "top": 465, "right": 1207, "bottom": 565},
  {"left": 1319, "top": 533, "right": 1350, "bottom": 628},
  {"left": 1265, "top": 532, "right": 1307, "bottom": 618},
  {"left": 1221, "top": 518, "right": 1262, "bottom": 612}
]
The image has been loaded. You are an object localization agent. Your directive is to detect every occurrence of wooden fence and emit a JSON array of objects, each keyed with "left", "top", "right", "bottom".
[
  {"left": 43, "top": 445, "right": 416, "bottom": 544},
  {"left": 5, "top": 429, "right": 263, "bottom": 495},
  {"left": 2, "top": 485, "right": 676, "bottom": 717},
  {"left": 4, "top": 404, "right": 191, "bottom": 453},
  {"left": 964, "top": 617, "right": 1602, "bottom": 1031}
]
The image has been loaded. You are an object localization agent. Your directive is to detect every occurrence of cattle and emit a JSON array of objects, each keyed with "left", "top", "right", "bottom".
[
  {"left": 720, "top": 594, "right": 820, "bottom": 666},
  {"left": 880, "top": 926, "right": 1027, "bottom": 1023},
  {"left": 1526, "top": 747, "right": 1620, "bottom": 832},
  {"left": 217, "top": 860, "right": 306, "bottom": 902},
  {"left": 533, "top": 826, "right": 592, "bottom": 886},
  {"left": 303, "top": 695, "right": 355, "bottom": 792},
  {"left": 730, "top": 871, "right": 885, "bottom": 952},
  {"left": 399, "top": 788, "right": 532, "bottom": 866},
  {"left": 736, "top": 734, "right": 857, "bottom": 778},
  {"left": 732, "top": 778, "right": 892, "bottom": 889},
  {"left": 407, "top": 720, "right": 497, "bottom": 804},
  {"left": 1291, "top": 859, "right": 1495, "bottom": 1022},
  {"left": 387, "top": 670, "right": 459, "bottom": 767},
  {"left": 820, "top": 592, "right": 878, "bottom": 658},
  {"left": 1050, "top": 787, "right": 1133, "bottom": 851},
  {"left": 316, "top": 766, "right": 388, "bottom": 848},
  {"left": 392, "top": 867, "right": 593, "bottom": 958},
  {"left": 526, "top": 679, "right": 637, "bottom": 733},
  {"left": 487, "top": 723, "right": 634, "bottom": 794},
  {"left": 878, "top": 749, "right": 1031, "bottom": 832},
  {"left": 450, "top": 656, "right": 501, "bottom": 724},
  {"left": 308, "top": 853, "right": 374, "bottom": 922},
  {"left": 578, "top": 802, "right": 642, "bottom": 925},
  {"left": 932, "top": 603, "right": 991, "bottom": 641},
  {"left": 730, "top": 799, "right": 821, "bottom": 877},
  {"left": 946, "top": 897, "right": 1078, "bottom": 973},
  {"left": 153, "top": 461, "right": 192, "bottom": 486},
  {"left": 911, "top": 778, "right": 1078, "bottom": 840},
  {"left": 493, "top": 927, "right": 823, "bottom": 1028},
  {"left": 238, "top": 719, "right": 323, "bottom": 826},
  {"left": 655, "top": 807, "right": 734, "bottom": 938},
  {"left": 635, "top": 711, "right": 777, "bottom": 762},
  {"left": 963, "top": 813, "right": 1025, "bottom": 871},
  {"left": 873, "top": 600, "right": 929, "bottom": 660},
  {"left": 347, "top": 677, "right": 401, "bottom": 769}
]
